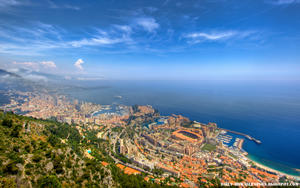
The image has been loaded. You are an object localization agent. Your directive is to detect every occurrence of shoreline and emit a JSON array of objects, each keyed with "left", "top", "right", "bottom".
[
  {"left": 247, "top": 156, "right": 300, "bottom": 180},
  {"left": 220, "top": 127, "right": 300, "bottom": 180}
]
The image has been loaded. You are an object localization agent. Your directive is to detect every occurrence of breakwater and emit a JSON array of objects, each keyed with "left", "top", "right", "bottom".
[{"left": 220, "top": 128, "right": 262, "bottom": 144}]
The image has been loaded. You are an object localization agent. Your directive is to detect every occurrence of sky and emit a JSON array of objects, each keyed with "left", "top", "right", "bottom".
[{"left": 0, "top": 0, "right": 300, "bottom": 80}]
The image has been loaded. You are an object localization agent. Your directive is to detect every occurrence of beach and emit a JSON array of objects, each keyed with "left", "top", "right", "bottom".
[{"left": 248, "top": 157, "right": 300, "bottom": 181}]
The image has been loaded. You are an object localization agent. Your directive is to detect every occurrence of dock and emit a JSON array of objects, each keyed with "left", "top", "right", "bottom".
[
  {"left": 233, "top": 138, "right": 244, "bottom": 150},
  {"left": 220, "top": 128, "right": 262, "bottom": 144}
]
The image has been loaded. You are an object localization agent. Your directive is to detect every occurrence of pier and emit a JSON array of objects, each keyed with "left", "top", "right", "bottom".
[{"left": 220, "top": 128, "right": 262, "bottom": 144}]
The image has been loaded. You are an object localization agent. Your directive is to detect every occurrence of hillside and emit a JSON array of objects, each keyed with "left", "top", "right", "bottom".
[{"left": 0, "top": 111, "right": 172, "bottom": 188}]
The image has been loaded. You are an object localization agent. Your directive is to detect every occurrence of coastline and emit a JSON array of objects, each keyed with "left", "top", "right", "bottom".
[
  {"left": 247, "top": 155, "right": 300, "bottom": 180},
  {"left": 2, "top": 87, "right": 300, "bottom": 182},
  {"left": 219, "top": 126, "right": 300, "bottom": 180}
]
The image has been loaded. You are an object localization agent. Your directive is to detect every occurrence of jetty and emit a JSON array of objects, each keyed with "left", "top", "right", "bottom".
[{"left": 220, "top": 128, "right": 262, "bottom": 144}]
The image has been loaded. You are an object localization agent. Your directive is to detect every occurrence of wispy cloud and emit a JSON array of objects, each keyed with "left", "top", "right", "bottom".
[
  {"left": 114, "top": 25, "right": 132, "bottom": 34},
  {"left": 268, "top": 0, "right": 300, "bottom": 5},
  {"left": 1, "top": 26, "right": 121, "bottom": 55},
  {"left": 0, "top": 20, "right": 137, "bottom": 54},
  {"left": 184, "top": 30, "right": 256, "bottom": 44},
  {"left": 0, "top": 23, "right": 68, "bottom": 55},
  {"left": 0, "top": 0, "right": 80, "bottom": 10},
  {"left": 63, "top": 4, "right": 80, "bottom": 10},
  {"left": 135, "top": 17, "right": 159, "bottom": 32},
  {"left": 63, "top": 24, "right": 133, "bottom": 48},
  {"left": 0, "top": 20, "right": 261, "bottom": 56},
  {"left": 74, "top": 59, "right": 84, "bottom": 70},
  {"left": 12, "top": 61, "right": 57, "bottom": 71},
  {"left": 13, "top": 62, "right": 40, "bottom": 70},
  {"left": 3, "top": 22, "right": 65, "bottom": 44},
  {"left": 76, "top": 76, "right": 104, "bottom": 81},
  {"left": 41, "top": 61, "right": 56, "bottom": 68},
  {"left": 70, "top": 36, "right": 129, "bottom": 47},
  {"left": 47, "top": 0, "right": 80, "bottom": 10},
  {"left": 186, "top": 31, "right": 236, "bottom": 40},
  {"left": 0, "top": 0, "right": 20, "bottom": 8},
  {"left": 0, "top": 14, "right": 162, "bottom": 55}
]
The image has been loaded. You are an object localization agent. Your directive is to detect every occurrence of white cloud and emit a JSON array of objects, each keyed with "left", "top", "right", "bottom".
[
  {"left": 70, "top": 37, "right": 123, "bottom": 47},
  {"left": 135, "top": 17, "right": 159, "bottom": 32},
  {"left": 0, "top": 22, "right": 134, "bottom": 55},
  {"left": 184, "top": 30, "right": 256, "bottom": 44},
  {"left": 186, "top": 31, "right": 236, "bottom": 40},
  {"left": 74, "top": 59, "right": 84, "bottom": 70},
  {"left": 41, "top": 61, "right": 56, "bottom": 68},
  {"left": 69, "top": 26, "right": 133, "bottom": 48},
  {"left": 13, "top": 62, "right": 39, "bottom": 70},
  {"left": 12, "top": 61, "right": 56, "bottom": 71}
]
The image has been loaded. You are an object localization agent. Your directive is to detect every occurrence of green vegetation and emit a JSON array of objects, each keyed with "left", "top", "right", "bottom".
[
  {"left": 202, "top": 143, "right": 216, "bottom": 152},
  {"left": 0, "top": 111, "right": 173, "bottom": 187},
  {"left": 111, "top": 126, "right": 123, "bottom": 133},
  {"left": 197, "top": 177, "right": 221, "bottom": 188},
  {"left": 37, "top": 175, "right": 61, "bottom": 188},
  {"left": 112, "top": 151, "right": 131, "bottom": 164},
  {"left": 152, "top": 167, "right": 164, "bottom": 176},
  {"left": 0, "top": 177, "right": 16, "bottom": 188}
]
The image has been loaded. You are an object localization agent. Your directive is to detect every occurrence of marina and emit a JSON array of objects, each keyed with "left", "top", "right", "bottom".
[
  {"left": 220, "top": 128, "right": 262, "bottom": 144},
  {"left": 216, "top": 134, "right": 232, "bottom": 144}
]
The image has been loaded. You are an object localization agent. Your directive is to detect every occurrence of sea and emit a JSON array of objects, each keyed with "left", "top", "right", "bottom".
[
  {"left": 62, "top": 80, "right": 300, "bottom": 176},
  {"left": 1, "top": 80, "right": 300, "bottom": 176}
]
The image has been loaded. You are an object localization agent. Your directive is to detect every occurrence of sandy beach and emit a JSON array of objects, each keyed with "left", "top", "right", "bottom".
[{"left": 248, "top": 157, "right": 300, "bottom": 180}]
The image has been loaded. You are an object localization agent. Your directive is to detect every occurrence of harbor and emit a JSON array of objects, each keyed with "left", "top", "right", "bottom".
[{"left": 220, "top": 128, "right": 262, "bottom": 144}]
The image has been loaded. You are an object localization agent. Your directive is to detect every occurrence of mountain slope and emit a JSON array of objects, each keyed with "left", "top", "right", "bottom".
[
  {"left": 0, "top": 111, "right": 174, "bottom": 188},
  {"left": 0, "top": 111, "right": 115, "bottom": 187}
]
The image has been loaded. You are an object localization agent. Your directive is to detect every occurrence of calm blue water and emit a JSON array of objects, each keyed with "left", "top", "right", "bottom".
[{"left": 64, "top": 80, "right": 300, "bottom": 176}]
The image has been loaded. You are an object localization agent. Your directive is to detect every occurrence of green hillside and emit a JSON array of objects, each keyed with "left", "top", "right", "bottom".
[{"left": 0, "top": 111, "right": 171, "bottom": 188}]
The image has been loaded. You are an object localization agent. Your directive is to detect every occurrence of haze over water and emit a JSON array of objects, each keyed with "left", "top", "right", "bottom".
[{"left": 65, "top": 80, "right": 300, "bottom": 176}]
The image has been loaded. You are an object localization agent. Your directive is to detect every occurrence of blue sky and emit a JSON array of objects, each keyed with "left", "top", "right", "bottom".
[{"left": 0, "top": 0, "right": 300, "bottom": 80}]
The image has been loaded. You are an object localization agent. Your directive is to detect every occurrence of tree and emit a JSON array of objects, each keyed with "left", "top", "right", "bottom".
[
  {"left": 32, "top": 154, "right": 42, "bottom": 163},
  {"left": 10, "top": 124, "right": 22, "bottom": 137},
  {"left": 0, "top": 177, "right": 16, "bottom": 188},
  {"left": 2, "top": 118, "right": 13, "bottom": 128},
  {"left": 152, "top": 168, "right": 163, "bottom": 176},
  {"left": 3, "top": 162, "right": 18, "bottom": 175},
  {"left": 37, "top": 175, "right": 62, "bottom": 188},
  {"left": 53, "top": 156, "right": 64, "bottom": 174},
  {"left": 47, "top": 135, "right": 60, "bottom": 147}
]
